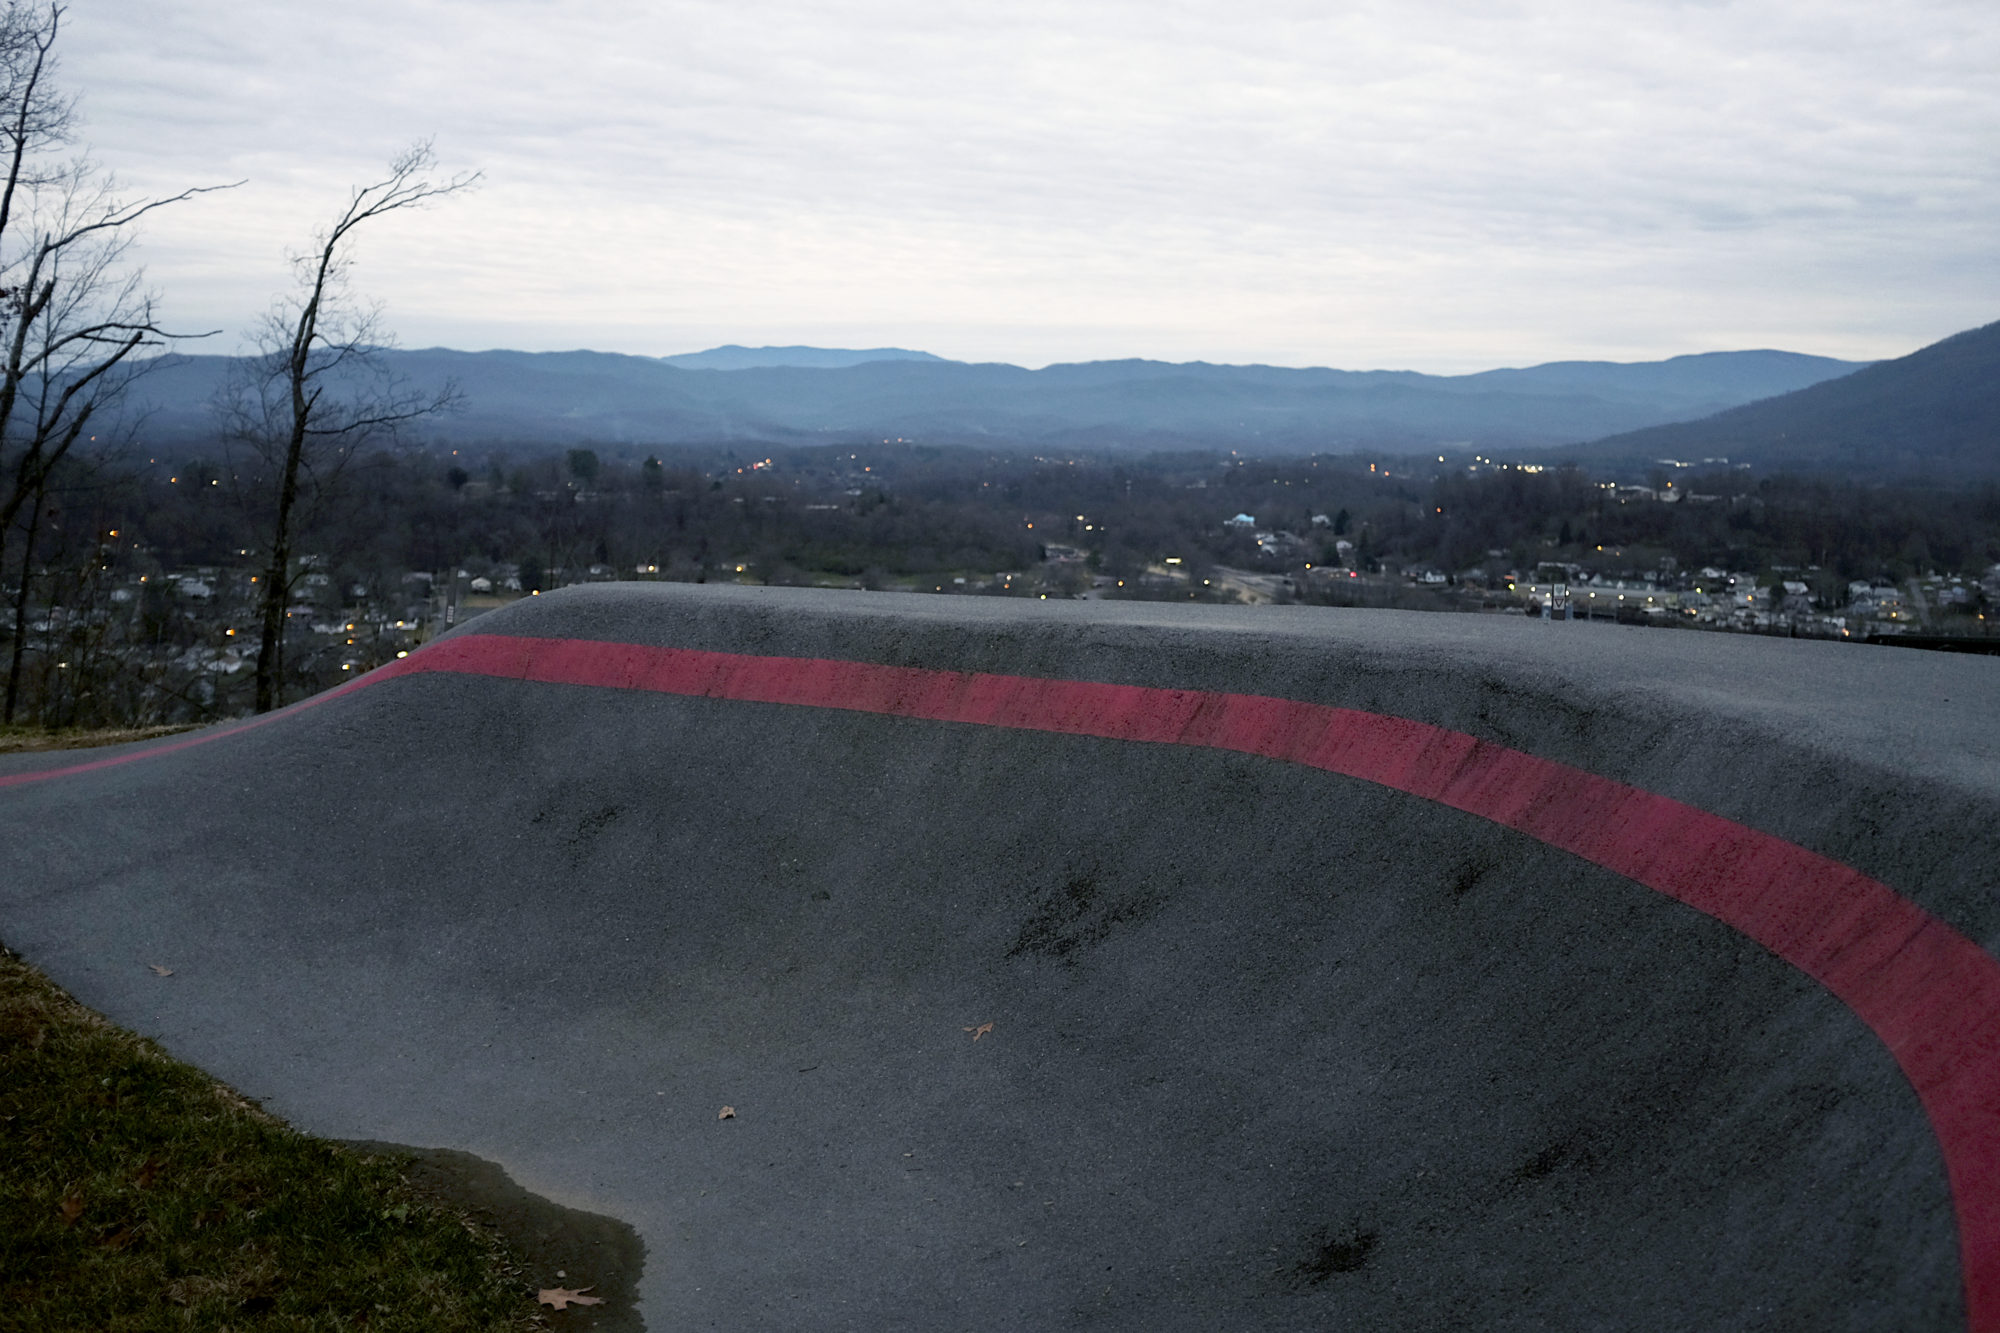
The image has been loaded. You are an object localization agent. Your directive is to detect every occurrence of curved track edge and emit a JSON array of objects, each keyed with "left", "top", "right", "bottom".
[{"left": 7, "top": 627, "right": 1998, "bottom": 1330}]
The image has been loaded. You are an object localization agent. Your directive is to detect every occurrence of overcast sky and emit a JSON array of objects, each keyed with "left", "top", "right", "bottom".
[{"left": 59, "top": 0, "right": 2000, "bottom": 372}]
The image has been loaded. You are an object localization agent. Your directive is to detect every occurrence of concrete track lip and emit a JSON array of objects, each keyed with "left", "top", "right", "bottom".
[{"left": 5, "top": 586, "right": 1997, "bottom": 1330}]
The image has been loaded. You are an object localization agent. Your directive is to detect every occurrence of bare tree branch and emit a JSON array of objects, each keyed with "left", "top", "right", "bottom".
[
  {"left": 0, "top": 1, "right": 71, "bottom": 248},
  {"left": 228, "top": 141, "right": 478, "bottom": 712},
  {"left": 40, "top": 179, "right": 243, "bottom": 255},
  {"left": 0, "top": 1, "right": 233, "bottom": 719}
]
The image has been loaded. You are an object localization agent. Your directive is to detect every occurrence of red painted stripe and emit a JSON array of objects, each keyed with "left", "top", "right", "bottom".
[{"left": 8, "top": 630, "right": 1998, "bottom": 1328}]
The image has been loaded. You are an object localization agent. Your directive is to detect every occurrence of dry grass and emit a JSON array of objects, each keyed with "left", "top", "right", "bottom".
[
  {"left": 0, "top": 724, "right": 205, "bottom": 755},
  {"left": 0, "top": 943, "right": 543, "bottom": 1332}
]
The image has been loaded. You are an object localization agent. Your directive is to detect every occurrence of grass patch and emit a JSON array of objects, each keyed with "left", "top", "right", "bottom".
[
  {"left": 0, "top": 942, "right": 542, "bottom": 1331},
  {"left": 0, "top": 724, "right": 205, "bottom": 755}
]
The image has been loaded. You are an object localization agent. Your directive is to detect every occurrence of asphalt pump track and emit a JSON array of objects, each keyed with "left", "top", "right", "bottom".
[{"left": 4, "top": 585, "right": 1999, "bottom": 1331}]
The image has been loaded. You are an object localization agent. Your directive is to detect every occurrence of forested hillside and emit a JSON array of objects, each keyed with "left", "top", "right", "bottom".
[{"left": 1578, "top": 320, "right": 2000, "bottom": 478}]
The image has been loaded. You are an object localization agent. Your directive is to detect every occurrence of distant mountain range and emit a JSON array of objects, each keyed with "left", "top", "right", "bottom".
[
  {"left": 1570, "top": 319, "right": 2000, "bottom": 480},
  {"left": 656, "top": 345, "right": 946, "bottom": 370},
  {"left": 115, "top": 344, "right": 1866, "bottom": 458}
]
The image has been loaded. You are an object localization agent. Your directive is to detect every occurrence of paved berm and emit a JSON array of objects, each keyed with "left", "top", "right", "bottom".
[{"left": 4, "top": 585, "right": 1999, "bottom": 1332}]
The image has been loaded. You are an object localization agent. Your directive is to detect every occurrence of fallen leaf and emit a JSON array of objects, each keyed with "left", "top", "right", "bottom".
[
  {"left": 57, "top": 1189, "right": 84, "bottom": 1227},
  {"left": 98, "top": 1225, "right": 136, "bottom": 1251},
  {"left": 134, "top": 1157, "right": 163, "bottom": 1190},
  {"left": 538, "top": 1286, "right": 605, "bottom": 1310},
  {"left": 717, "top": 1105, "right": 735, "bottom": 1120},
  {"left": 963, "top": 1021, "right": 994, "bottom": 1041},
  {"left": 148, "top": 964, "right": 173, "bottom": 977}
]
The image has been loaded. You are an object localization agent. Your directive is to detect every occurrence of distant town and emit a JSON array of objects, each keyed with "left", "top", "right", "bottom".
[{"left": 6, "top": 442, "right": 1993, "bottom": 732}]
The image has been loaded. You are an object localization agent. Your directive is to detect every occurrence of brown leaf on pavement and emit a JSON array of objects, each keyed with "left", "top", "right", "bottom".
[
  {"left": 717, "top": 1105, "right": 736, "bottom": 1120},
  {"left": 963, "top": 1021, "right": 994, "bottom": 1041},
  {"left": 538, "top": 1286, "right": 606, "bottom": 1310},
  {"left": 148, "top": 964, "right": 173, "bottom": 977}
]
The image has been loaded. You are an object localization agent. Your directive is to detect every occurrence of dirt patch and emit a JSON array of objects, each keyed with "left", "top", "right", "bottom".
[
  {"left": 1007, "top": 866, "right": 1163, "bottom": 964},
  {"left": 1295, "top": 1225, "right": 1379, "bottom": 1283}
]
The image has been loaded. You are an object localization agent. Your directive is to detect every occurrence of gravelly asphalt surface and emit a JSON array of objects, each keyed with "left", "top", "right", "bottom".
[{"left": 4, "top": 585, "right": 1998, "bottom": 1331}]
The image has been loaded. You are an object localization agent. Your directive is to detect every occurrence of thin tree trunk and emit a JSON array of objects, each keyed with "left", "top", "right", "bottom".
[
  {"left": 252, "top": 464, "right": 297, "bottom": 711},
  {"left": 4, "top": 483, "right": 44, "bottom": 723},
  {"left": 252, "top": 377, "right": 312, "bottom": 713}
]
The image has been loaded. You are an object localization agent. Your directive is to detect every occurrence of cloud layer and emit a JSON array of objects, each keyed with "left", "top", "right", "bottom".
[{"left": 61, "top": 0, "right": 2000, "bottom": 370}]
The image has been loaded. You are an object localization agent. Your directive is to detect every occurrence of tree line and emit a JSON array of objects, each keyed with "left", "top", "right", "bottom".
[
  {"left": 60, "top": 440, "right": 2000, "bottom": 596},
  {"left": 9, "top": 430, "right": 1999, "bottom": 730}
]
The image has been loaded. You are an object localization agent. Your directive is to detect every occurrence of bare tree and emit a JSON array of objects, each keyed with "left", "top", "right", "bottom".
[
  {"left": 221, "top": 142, "right": 477, "bottom": 713},
  {"left": 0, "top": 2, "right": 233, "bottom": 722}
]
